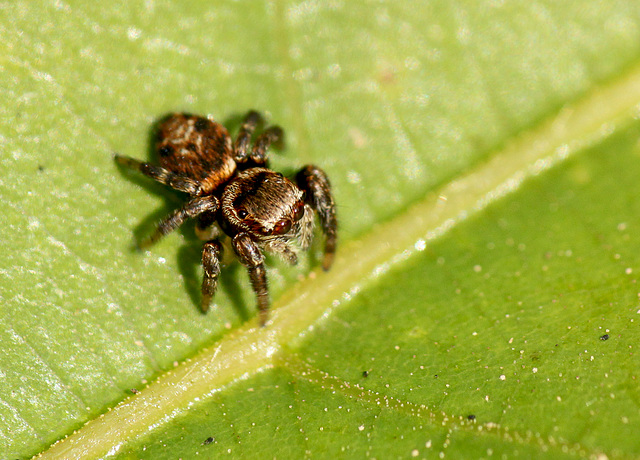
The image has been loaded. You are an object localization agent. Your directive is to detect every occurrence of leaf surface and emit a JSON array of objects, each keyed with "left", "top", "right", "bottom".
[{"left": 1, "top": 1, "right": 640, "bottom": 458}]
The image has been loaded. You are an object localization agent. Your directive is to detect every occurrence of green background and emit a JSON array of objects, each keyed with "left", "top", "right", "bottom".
[{"left": 2, "top": 1, "right": 640, "bottom": 458}]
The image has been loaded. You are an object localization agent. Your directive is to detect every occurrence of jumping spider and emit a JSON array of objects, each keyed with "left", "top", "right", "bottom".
[{"left": 115, "top": 111, "right": 337, "bottom": 325}]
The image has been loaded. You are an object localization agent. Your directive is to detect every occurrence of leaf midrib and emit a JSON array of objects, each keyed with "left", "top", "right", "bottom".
[{"left": 38, "top": 64, "right": 640, "bottom": 459}]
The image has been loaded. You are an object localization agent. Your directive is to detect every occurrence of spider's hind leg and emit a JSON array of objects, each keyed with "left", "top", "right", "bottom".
[
  {"left": 232, "top": 111, "right": 284, "bottom": 166},
  {"left": 250, "top": 126, "right": 284, "bottom": 164},
  {"left": 233, "top": 111, "right": 263, "bottom": 163},
  {"left": 114, "top": 154, "right": 200, "bottom": 195}
]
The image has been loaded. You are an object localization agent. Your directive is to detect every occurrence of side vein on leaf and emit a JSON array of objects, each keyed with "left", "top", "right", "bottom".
[
  {"left": 10, "top": 322, "right": 89, "bottom": 413},
  {"left": 279, "top": 354, "right": 591, "bottom": 457},
  {"left": 4, "top": 58, "right": 162, "bottom": 375},
  {"left": 38, "top": 64, "right": 640, "bottom": 459},
  {"left": 0, "top": 395, "right": 44, "bottom": 445}
]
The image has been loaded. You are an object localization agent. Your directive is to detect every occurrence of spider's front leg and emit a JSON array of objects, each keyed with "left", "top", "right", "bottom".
[
  {"left": 233, "top": 233, "right": 270, "bottom": 326},
  {"left": 201, "top": 240, "right": 222, "bottom": 313},
  {"left": 140, "top": 195, "right": 219, "bottom": 249},
  {"left": 296, "top": 165, "right": 337, "bottom": 270}
]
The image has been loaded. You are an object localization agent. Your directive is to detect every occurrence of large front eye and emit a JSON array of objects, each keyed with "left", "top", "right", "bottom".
[
  {"left": 293, "top": 201, "right": 305, "bottom": 221},
  {"left": 237, "top": 208, "right": 248, "bottom": 219},
  {"left": 272, "top": 218, "right": 292, "bottom": 235}
]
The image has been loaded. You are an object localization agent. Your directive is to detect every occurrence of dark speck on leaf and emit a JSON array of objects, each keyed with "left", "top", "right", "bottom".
[
  {"left": 600, "top": 334, "right": 609, "bottom": 341},
  {"left": 203, "top": 436, "right": 214, "bottom": 445},
  {"left": 467, "top": 414, "right": 476, "bottom": 420},
  {"left": 38, "top": 165, "right": 45, "bottom": 172},
  {"left": 362, "top": 371, "right": 369, "bottom": 378}
]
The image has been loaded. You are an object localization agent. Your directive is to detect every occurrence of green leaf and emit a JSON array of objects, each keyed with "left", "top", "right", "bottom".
[{"left": 3, "top": 1, "right": 640, "bottom": 458}]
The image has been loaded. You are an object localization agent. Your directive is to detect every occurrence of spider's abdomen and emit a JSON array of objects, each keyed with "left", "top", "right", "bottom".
[{"left": 156, "top": 113, "right": 236, "bottom": 195}]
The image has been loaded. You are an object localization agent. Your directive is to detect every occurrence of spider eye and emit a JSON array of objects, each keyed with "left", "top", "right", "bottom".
[
  {"left": 237, "top": 208, "right": 248, "bottom": 219},
  {"left": 293, "top": 201, "right": 305, "bottom": 221},
  {"left": 272, "top": 218, "right": 292, "bottom": 235}
]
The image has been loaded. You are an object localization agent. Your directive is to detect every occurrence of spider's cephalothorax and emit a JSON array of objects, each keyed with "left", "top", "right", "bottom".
[{"left": 115, "top": 111, "right": 337, "bottom": 325}]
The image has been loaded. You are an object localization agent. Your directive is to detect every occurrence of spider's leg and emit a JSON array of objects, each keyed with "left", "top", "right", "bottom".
[
  {"left": 201, "top": 240, "right": 222, "bottom": 312},
  {"left": 232, "top": 233, "right": 270, "bottom": 326},
  {"left": 140, "top": 195, "right": 219, "bottom": 249},
  {"left": 233, "top": 110, "right": 263, "bottom": 163},
  {"left": 250, "top": 126, "right": 284, "bottom": 165},
  {"left": 296, "top": 165, "right": 337, "bottom": 270},
  {"left": 114, "top": 154, "right": 200, "bottom": 195}
]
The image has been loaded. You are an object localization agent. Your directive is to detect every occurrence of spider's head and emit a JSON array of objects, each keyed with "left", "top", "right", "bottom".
[{"left": 223, "top": 168, "right": 307, "bottom": 242}]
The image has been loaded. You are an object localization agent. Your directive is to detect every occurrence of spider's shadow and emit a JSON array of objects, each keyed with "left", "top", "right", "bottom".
[{"left": 113, "top": 112, "right": 254, "bottom": 320}]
